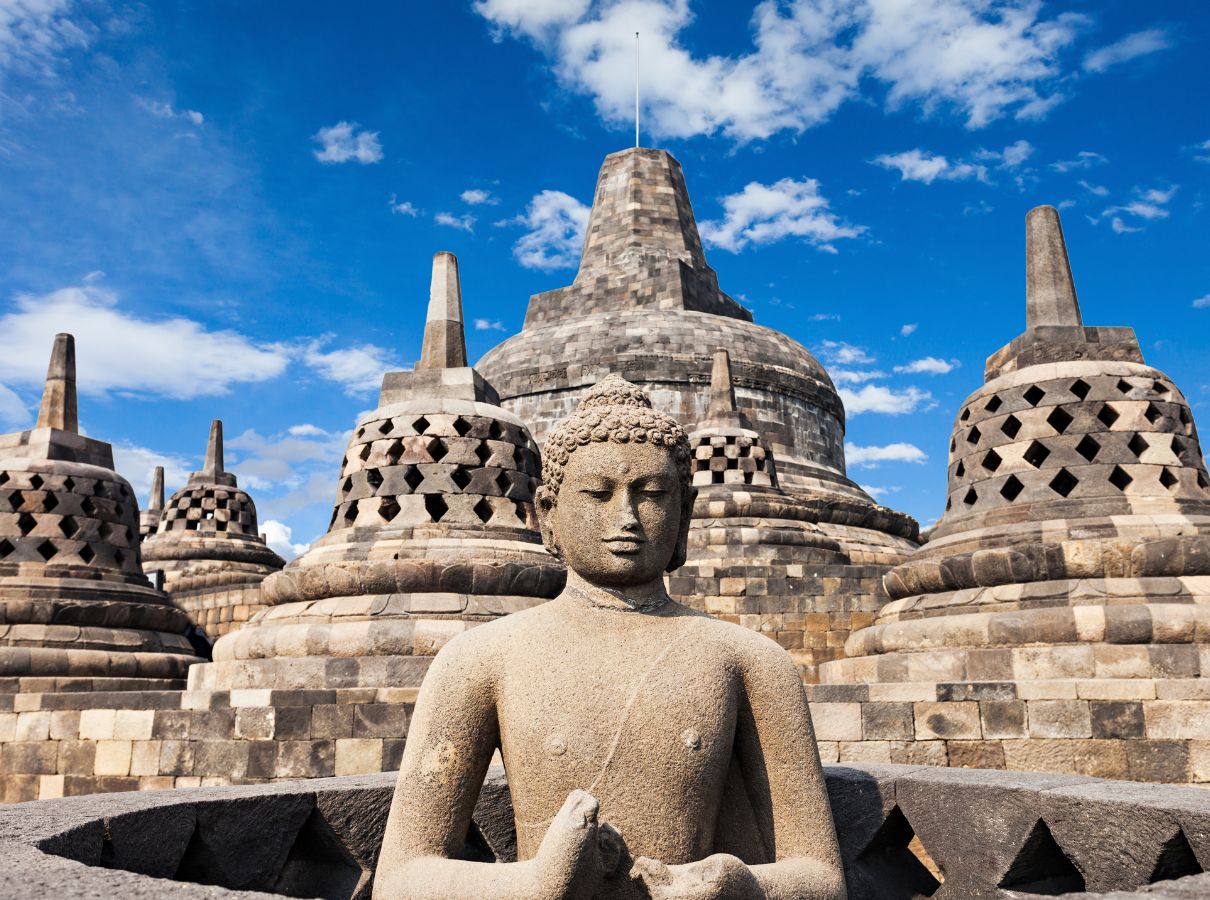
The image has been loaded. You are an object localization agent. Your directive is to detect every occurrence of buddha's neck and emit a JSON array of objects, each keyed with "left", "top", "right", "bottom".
[{"left": 563, "top": 570, "right": 671, "bottom": 612}]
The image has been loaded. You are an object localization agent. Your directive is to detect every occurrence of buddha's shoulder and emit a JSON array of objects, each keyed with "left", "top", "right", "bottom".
[{"left": 432, "top": 601, "right": 556, "bottom": 660}]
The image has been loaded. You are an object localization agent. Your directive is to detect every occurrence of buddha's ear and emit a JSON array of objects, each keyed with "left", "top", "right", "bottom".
[
  {"left": 534, "top": 485, "right": 563, "bottom": 561},
  {"left": 666, "top": 482, "right": 695, "bottom": 573}
]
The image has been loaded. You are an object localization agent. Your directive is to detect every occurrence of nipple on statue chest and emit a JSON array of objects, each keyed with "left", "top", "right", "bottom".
[
  {"left": 681, "top": 728, "right": 701, "bottom": 751},
  {"left": 545, "top": 735, "right": 567, "bottom": 757}
]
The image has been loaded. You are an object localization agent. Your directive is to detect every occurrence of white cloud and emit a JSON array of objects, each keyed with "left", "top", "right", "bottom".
[
  {"left": 136, "top": 97, "right": 204, "bottom": 125},
  {"left": 846, "top": 442, "right": 928, "bottom": 468},
  {"left": 312, "top": 121, "right": 383, "bottom": 165},
  {"left": 859, "top": 484, "right": 901, "bottom": 500},
  {"left": 389, "top": 195, "right": 419, "bottom": 216},
  {"left": 1194, "top": 140, "right": 1210, "bottom": 164},
  {"left": 0, "top": 383, "right": 28, "bottom": 429},
  {"left": 831, "top": 369, "right": 886, "bottom": 386},
  {"left": 1050, "top": 150, "right": 1107, "bottom": 172},
  {"left": 435, "top": 212, "right": 476, "bottom": 232},
  {"left": 997, "top": 139, "right": 1033, "bottom": 168},
  {"left": 474, "top": 319, "right": 505, "bottom": 331},
  {"left": 260, "top": 520, "right": 311, "bottom": 560},
  {"left": 476, "top": 0, "right": 1085, "bottom": 141},
  {"left": 1192, "top": 295, "right": 1210, "bottom": 310},
  {"left": 301, "top": 339, "right": 401, "bottom": 396},
  {"left": 894, "top": 357, "right": 958, "bottom": 375},
  {"left": 227, "top": 426, "right": 348, "bottom": 494},
  {"left": 819, "top": 340, "right": 875, "bottom": 366},
  {"left": 287, "top": 424, "right": 329, "bottom": 437},
  {"left": 810, "top": 313, "right": 840, "bottom": 322},
  {"left": 0, "top": 283, "right": 288, "bottom": 400},
  {"left": 840, "top": 384, "right": 932, "bottom": 416},
  {"left": 1100, "top": 185, "right": 1177, "bottom": 232},
  {"left": 460, "top": 189, "right": 499, "bottom": 206},
  {"left": 111, "top": 443, "right": 191, "bottom": 504},
  {"left": 1083, "top": 28, "right": 1171, "bottom": 73},
  {"left": 508, "top": 189, "right": 590, "bottom": 271},
  {"left": 0, "top": 0, "right": 90, "bottom": 80},
  {"left": 872, "top": 149, "right": 985, "bottom": 184},
  {"left": 900, "top": 323, "right": 918, "bottom": 336},
  {"left": 1078, "top": 180, "right": 1109, "bottom": 197},
  {"left": 699, "top": 177, "right": 862, "bottom": 253}
]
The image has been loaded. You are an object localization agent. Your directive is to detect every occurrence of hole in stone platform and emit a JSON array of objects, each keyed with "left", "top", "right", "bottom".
[
  {"left": 8, "top": 489, "right": 23, "bottom": 511},
  {"left": 1179, "top": 406, "right": 1192, "bottom": 432},
  {"left": 1046, "top": 407, "right": 1073, "bottom": 434},
  {"left": 58, "top": 516, "right": 78, "bottom": 538},
  {"left": 982, "top": 450, "right": 1002, "bottom": 472},
  {"left": 453, "top": 417, "right": 472, "bottom": 437},
  {"left": 960, "top": 408, "right": 970, "bottom": 422},
  {"left": 1144, "top": 402, "right": 1162, "bottom": 425},
  {"left": 1069, "top": 379, "right": 1090, "bottom": 400},
  {"left": 1075, "top": 435, "right": 1100, "bottom": 462},
  {"left": 79, "top": 544, "right": 94, "bottom": 564},
  {"left": 451, "top": 467, "right": 472, "bottom": 490},
  {"left": 43, "top": 493, "right": 58, "bottom": 512},
  {"left": 963, "top": 487, "right": 978, "bottom": 506},
  {"left": 377, "top": 419, "right": 392, "bottom": 435},
  {"left": 1159, "top": 468, "right": 1178, "bottom": 491},
  {"left": 954, "top": 461, "right": 965, "bottom": 478},
  {"left": 358, "top": 444, "right": 371, "bottom": 462},
  {"left": 998, "top": 819, "right": 1085, "bottom": 895},
  {"left": 35, "top": 539, "right": 56, "bottom": 561},
  {"left": 1001, "top": 415, "right": 1022, "bottom": 439},
  {"left": 0, "top": 539, "right": 12, "bottom": 557},
  {"left": 514, "top": 501, "right": 529, "bottom": 524},
  {"left": 379, "top": 497, "right": 400, "bottom": 522},
  {"left": 950, "top": 438, "right": 957, "bottom": 453},
  {"left": 984, "top": 395, "right": 1003, "bottom": 413},
  {"left": 1117, "top": 378, "right": 1133, "bottom": 395},
  {"left": 413, "top": 416, "right": 431, "bottom": 434},
  {"left": 1127, "top": 434, "right": 1149, "bottom": 458},
  {"left": 1024, "top": 441, "right": 1050, "bottom": 468},
  {"left": 386, "top": 440, "right": 403, "bottom": 465},
  {"left": 0, "top": 472, "right": 8, "bottom": 487},
  {"left": 473, "top": 498, "right": 494, "bottom": 523},
  {"left": 1001, "top": 475, "right": 1024, "bottom": 502},
  {"left": 114, "top": 548, "right": 125, "bottom": 567},
  {"left": 29, "top": 474, "right": 43, "bottom": 490},
  {"left": 1097, "top": 404, "right": 1120, "bottom": 428},
  {"left": 425, "top": 494, "right": 448, "bottom": 522},
  {"left": 1049, "top": 469, "right": 1079, "bottom": 498},
  {"left": 495, "top": 471, "right": 511, "bottom": 495},
  {"left": 366, "top": 468, "right": 384, "bottom": 490},
  {"left": 1153, "top": 381, "right": 1170, "bottom": 396},
  {"left": 1023, "top": 385, "right": 1046, "bottom": 407},
  {"left": 1198, "top": 470, "right": 1209, "bottom": 491},
  {"left": 475, "top": 443, "right": 492, "bottom": 466},
  {"left": 966, "top": 427, "right": 981, "bottom": 445},
  {"left": 404, "top": 467, "right": 424, "bottom": 492},
  {"left": 17, "top": 512, "right": 36, "bottom": 535},
  {"left": 1108, "top": 466, "right": 1133, "bottom": 491},
  {"left": 429, "top": 440, "right": 448, "bottom": 463},
  {"left": 855, "top": 806, "right": 942, "bottom": 897},
  {"left": 489, "top": 420, "right": 504, "bottom": 440},
  {"left": 1149, "top": 829, "right": 1204, "bottom": 884}
]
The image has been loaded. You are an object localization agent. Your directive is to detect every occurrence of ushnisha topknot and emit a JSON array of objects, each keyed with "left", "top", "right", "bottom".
[{"left": 539, "top": 374, "right": 693, "bottom": 498}]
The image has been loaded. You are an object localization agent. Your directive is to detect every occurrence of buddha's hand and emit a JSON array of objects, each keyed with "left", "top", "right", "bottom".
[
  {"left": 631, "top": 854, "right": 761, "bottom": 900},
  {"left": 536, "top": 789, "right": 624, "bottom": 900}
]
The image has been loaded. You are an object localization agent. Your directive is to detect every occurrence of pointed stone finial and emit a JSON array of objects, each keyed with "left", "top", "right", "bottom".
[
  {"left": 204, "top": 419, "right": 224, "bottom": 475},
  {"left": 35, "top": 333, "right": 78, "bottom": 432},
  {"left": 149, "top": 466, "right": 165, "bottom": 511},
  {"left": 417, "top": 251, "right": 467, "bottom": 370},
  {"left": 707, "top": 349, "right": 738, "bottom": 419},
  {"left": 1026, "top": 205, "right": 1082, "bottom": 329}
]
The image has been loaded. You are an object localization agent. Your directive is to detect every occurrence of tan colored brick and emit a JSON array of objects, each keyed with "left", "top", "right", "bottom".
[
  {"left": 15, "top": 711, "right": 51, "bottom": 742},
  {"left": 838, "top": 741, "right": 891, "bottom": 763},
  {"left": 94, "top": 740, "right": 133, "bottom": 777},
  {"left": 1145, "top": 702, "right": 1210, "bottom": 740},
  {"left": 914, "top": 702, "right": 981, "bottom": 740},
  {"left": 335, "top": 739, "right": 384, "bottom": 776},
  {"left": 113, "top": 710, "right": 155, "bottom": 741},
  {"left": 890, "top": 740, "right": 948, "bottom": 766},
  {"left": 38, "top": 775, "right": 65, "bottom": 800},
  {"left": 1028, "top": 700, "right": 1092, "bottom": 738},
  {"left": 129, "top": 741, "right": 162, "bottom": 777},
  {"left": 0, "top": 713, "right": 16, "bottom": 742},
  {"left": 815, "top": 741, "right": 839, "bottom": 764},
  {"left": 79, "top": 709, "right": 116, "bottom": 741},
  {"left": 809, "top": 703, "right": 862, "bottom": 742}
]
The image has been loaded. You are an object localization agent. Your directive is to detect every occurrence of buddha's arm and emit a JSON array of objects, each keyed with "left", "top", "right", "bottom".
[{"left": 727, "top": 641, "right": 847, "bottom": 900}]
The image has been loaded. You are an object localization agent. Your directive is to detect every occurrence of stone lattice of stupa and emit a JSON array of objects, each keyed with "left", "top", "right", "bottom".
[
  {"left": 191, "top": 251, "right": 564, "bottom": 694},
  {"left": 0, "top": 334, "right": 199, "bottom": 688},
  {"left": 812, "top": 206, "right": 1210, "bottom": 782},
  {"left": 140, "top": 420, "right": 285, "bottom": 640}
]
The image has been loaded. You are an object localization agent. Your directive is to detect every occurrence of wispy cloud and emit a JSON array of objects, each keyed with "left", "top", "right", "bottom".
[
  {"left": 1083, "top": 28, "right": 1171, "bottom": 74},
  {"left": 506, "top": 190, "right": 590, "bottom": 271},
  {"left": 840, "top": 384, "right": 932, "bottom": 416},
  {"left": 846, "top": 442, "right": 928, "bottom": 468},
  {"left": 460, "top": 188, "right": 499, "bottom": 206},
  {"left": 312, "top": 121, "right": 383, "bottom": 164},
  {"left": 1078, "top": 180, "right": 1109, "bottom": 197},
  {"left": 260, "top": 520, "right": 312, "bottom": 560},
  {"left": 873, "top": 149, "right": 985, "bottom": 184},
  {"left": 0, "top": 0, "right": 92, "bottom": 81},
  {"left": 435, "top": 211, "right": 475, "bottom": 232},
  {"left": 1193, "top": 295, "right": 1210, "bottom": 310},
  {"left": 474, "top": 318, "right": 505, "bottom": 331},
  {"left": 136, "top": 97, "right": 204, "bottom": 125},
  {"left": 111, "top": 442, "right": 192, "bottom": 504},
  {"left": 301, "top": 338, "right": 402, "bottom": 396},
  {"left": 894, "top": 357, "right": 958, "bottom": 375},
  {"left": 819, "top": 340, "right": 875, "bottom": 366},
  {"left": 900, "top": 323, "right": 918, "bottom": 337},
  {"left": 1099, "top": 185, "right": 1178, "bottom": 234},
  {"left": 699, "top": 177, "right": 863, "bottom": 254},
  {"left": 1050, "top": 150, "right": 1107, "bottom": 173},
  {"left": 389, "top": 195, "right": 419, "bottom": 216}
]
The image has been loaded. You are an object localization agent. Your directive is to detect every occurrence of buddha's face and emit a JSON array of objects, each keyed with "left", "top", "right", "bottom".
[{"left": 544, "top": 440, "right": 684, "bottom": 589}]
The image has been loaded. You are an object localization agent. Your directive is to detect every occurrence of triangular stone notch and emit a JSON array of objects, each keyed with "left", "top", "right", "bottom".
[
  {"left": 998, "top": 819, "right": 1086, "bottom": 895},
  {"left": 854, "top": 805, "right": 942, "bottom": 898},
  {"left": 1149, "top": 828, "right": 1203, "bottom": 884}
]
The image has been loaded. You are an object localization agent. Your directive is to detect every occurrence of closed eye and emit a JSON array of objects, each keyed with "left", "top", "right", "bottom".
[{"left": 579, "top": 489, "right": 611, "bottom": 500}]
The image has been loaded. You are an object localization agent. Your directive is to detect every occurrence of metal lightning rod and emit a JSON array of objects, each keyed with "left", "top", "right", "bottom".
[{"left": 635, "top": 31, "right": 640, "bottom": 148}]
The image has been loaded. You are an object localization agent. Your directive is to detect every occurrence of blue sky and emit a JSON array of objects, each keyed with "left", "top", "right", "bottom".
[{"left": 0, "top": 0, "right": 1206, "bottom": 557}]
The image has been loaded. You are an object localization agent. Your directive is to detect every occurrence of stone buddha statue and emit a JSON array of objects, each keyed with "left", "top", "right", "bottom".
[{"left": 375, "top": 375, "right": 845, "bottom": 900}]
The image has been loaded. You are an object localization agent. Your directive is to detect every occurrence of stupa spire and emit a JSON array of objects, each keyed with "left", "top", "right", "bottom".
[
  {"left": 35, "top": 333, "right": 78, "bottom": 432},
  {"left": 707, "top": 349, "right": 737, "bottom": 418},
  {"left": 417, "top": 251, "right": 467, "bottom": 370},
  {"left": 204, "top": 419, "right": 224, "bottom": 475},
  {"left": 1026, "top": 205, "right": 1082, "bottom": 329},
  {"left": 149, "top": 466, "right": 165, "bottom": 511}
]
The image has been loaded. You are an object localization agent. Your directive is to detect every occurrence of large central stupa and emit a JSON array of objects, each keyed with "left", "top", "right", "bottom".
[{"left": 478, "top": 147, "right": 917, "bottom": 563}]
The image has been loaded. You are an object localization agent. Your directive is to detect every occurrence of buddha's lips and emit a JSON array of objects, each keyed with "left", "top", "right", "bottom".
[{"left": 603, "top": 537, "right": 645, "bottom": 552}]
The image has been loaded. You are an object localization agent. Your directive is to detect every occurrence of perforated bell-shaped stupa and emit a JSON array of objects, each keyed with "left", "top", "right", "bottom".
[
  {"left": 816, "top": 206, "right": 1210, "bottom": 780},
  {"left": 140, "top": 420, "right": 285, "bottom": 639},
  {"left": 193, "top": 252, "right": 563, "bottom": 692},
  {"left": 0, "top": 335, "right": 199, "bottom": 687},
  {"left": 668, "top": 350, "right": 880, "bottom": 679},
  {"left": 477, "top": 147, "right": 918, "bottom": 564}
]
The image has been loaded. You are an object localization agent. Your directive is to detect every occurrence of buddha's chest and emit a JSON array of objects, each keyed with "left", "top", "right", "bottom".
[{"left": 496, "top": 629, "right": 738, "bottom": 855}]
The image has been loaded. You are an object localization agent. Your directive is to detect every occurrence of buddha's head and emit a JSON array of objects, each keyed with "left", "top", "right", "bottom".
[{"left": 537, "top": 374, "right": 694, "bottom": 589}]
